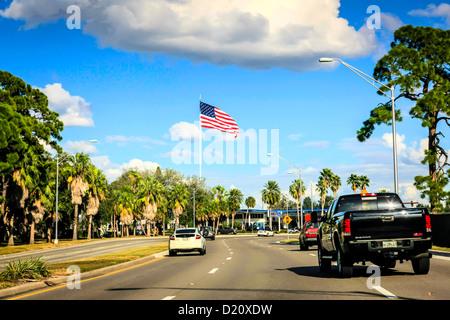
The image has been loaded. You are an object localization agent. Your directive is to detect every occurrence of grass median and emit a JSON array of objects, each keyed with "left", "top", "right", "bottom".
[{"left": 0, "top": 242, "right": 168, "bottom": 289}]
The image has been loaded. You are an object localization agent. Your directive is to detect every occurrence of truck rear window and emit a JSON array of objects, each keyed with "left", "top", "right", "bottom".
[{"left": 336, "top": 194, "right": 404, "bottom": 213}]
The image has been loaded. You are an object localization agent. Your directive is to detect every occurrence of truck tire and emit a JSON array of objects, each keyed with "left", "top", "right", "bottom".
[
  {"left": 337, "top": 247, "right": 353, "bottom": 278},
  {"left": 318, "top": 243, "right": 331, "bottom": 272},
  {"left": 412, "top": 256, "right": 430, "bottom": 275},
  {"left": 300, "top": 239, "right": 307, "bottom": 251}
]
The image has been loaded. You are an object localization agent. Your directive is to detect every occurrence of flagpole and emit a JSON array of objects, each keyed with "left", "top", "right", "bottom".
[{"left": 199, "top": 95, "right": 202, "bottom": 179}]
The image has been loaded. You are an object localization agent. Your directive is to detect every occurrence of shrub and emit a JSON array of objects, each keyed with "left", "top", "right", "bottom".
[{"left": 0, "top": 257, "right": 51, "bottom": 281}]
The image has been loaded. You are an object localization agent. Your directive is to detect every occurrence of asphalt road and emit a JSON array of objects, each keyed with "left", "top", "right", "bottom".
[
  {"left": 0, "top": 237, "right": 167, "bottom": 269},
  {"left": 8, "top": 234, "right": 450, "bottom": 301}
]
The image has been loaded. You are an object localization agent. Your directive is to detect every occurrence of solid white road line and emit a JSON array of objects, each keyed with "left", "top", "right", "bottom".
[{"left": 372, "top": 286, "right": 398, "bottom": 299}]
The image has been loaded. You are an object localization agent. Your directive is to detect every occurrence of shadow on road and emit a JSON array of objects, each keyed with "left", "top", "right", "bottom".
[{"left": 277, "top": 264, "right": 416, "bottom": 279}]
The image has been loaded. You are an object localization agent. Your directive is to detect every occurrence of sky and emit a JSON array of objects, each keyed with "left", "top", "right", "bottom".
[{"left": 1, "top": 0, "right": 449, "bottom": 209}]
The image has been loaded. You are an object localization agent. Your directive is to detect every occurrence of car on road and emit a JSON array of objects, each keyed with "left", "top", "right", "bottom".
[
  {"left": 258, "top": 226, "right": 274, "bottom": 237},
  {"left": 200, "top": 226, "right": 215, "bottom": 240},
  {"left": 217, "top": 226, "right": 237, "bottom": 235},
  {"left": 169, "top": 228, "right": 206, "bottom": 256},
  {"left": 317, "top": 193, "right": 433, "bottom": 278},
  {"left": 246, "top": 224, "right": 259, "bottom": 231},
  {"left": 288, "top": 227, "right": 299, "bottom": 233},
  {"left": 299, "top": 221, "right": 318, "bottom": 250}
]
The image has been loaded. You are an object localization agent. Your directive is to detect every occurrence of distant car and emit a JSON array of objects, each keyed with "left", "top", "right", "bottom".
[
  {"left": 169, "top": 228, "right": 206, "bottom": 256},
  {"left": 200, "top": 226, "right": 215, "bottom": 240},
  {"left": 217, "top": 227, "right": 237, "bottom": 235},
  {"left": 288, "top": 227, "right": 299, "bottom": 233},
  {"left": 258, "top": 226, "right": 274, "bottom": 237},
  {"left": 246, "top": 224, "right": 259, "bottom": 231},
  {"left": 299, "top": 221, "right": 319, "bottom": 250}
]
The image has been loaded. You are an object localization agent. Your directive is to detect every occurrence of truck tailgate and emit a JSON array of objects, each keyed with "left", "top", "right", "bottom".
[{"left": 350, "top": 209, "right": 426, "bottom": 240}]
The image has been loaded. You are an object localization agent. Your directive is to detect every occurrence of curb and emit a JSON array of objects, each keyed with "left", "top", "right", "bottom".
[{"left": 0, "top": 250, "right": 169, "bottom": 300}]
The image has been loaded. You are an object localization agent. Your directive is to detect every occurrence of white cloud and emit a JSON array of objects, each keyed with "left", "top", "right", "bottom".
[
  {"left": 380, "top": 12, "right": 404, "bottom": 32},
  {"left": 91, "top": 155, "right": 159, "bottom": 182},
  {"left": 169, "top": 122, "right": 202, "bottom": 141},
  {"left": 1, "top": 0, "right": 379, "bottom": 71},
  {"left": 39, "top": 83, "right": 94, "bottom": 127},
  {"left": 105, "top": 135, "right": 166, "bottom": 146},
  {"left": 409, "top": 3, "right": 450, "bottom": 26},
  {"left": 64, "top": 140, "right": 98, "bottom": 155},
  {"left": 301, "top": 141, "right": 330, "bottom": 149},
  {"left": 287, "top": 133, "right": 303, "bottom": 141}
]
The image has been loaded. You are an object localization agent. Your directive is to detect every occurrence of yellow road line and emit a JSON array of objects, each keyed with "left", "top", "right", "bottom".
[{"left": 8, "top": 256, "right": 167, "bottom": 300}]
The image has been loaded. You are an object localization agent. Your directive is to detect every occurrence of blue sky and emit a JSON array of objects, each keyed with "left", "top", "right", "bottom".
[{"left": 1, "top": 0, "right": 449, "bottom": 208}]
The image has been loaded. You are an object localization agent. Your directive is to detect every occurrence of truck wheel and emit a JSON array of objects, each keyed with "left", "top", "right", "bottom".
[
  {"left": 300, "top": 240, "right": 307, "bottom": 251},
  {"left": 337, "top": 247, "right": 353, "bottom": 278},
  {"left": 318, "top": 244, "right": 331, "bottom": 272},
  {"left": 412, "top": 257, "right": 430, "bottom": 275}
]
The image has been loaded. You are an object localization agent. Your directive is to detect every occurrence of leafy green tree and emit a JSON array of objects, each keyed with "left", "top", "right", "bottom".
[
  {"left": 139, "top": 176, "right": 164, "bottom": 236},
  {"left": 228, "top": 188, "right": 244, "bottom": 229},
  {"left": 117, "top": 186, "right": 134, "bottom": 237},
  {"left": 262, "top": 180, "right": 281, "bottom": 229},
  {"left": 356, "top": 25, "right": 450, "bottom": 213},
  {"left": 0, "top": 70, "right": 63, "bottom": 245},
  {"left": 169, "top": 185, "right": 190, "bottom": 228}
]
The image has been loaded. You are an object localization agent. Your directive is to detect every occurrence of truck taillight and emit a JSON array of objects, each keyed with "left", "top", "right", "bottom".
[
  {"left": 343, "top": 218, "right": 351, "bottom": 236},
  {"left": 425, "top": 215, "right": 432, "bottom": 233}
]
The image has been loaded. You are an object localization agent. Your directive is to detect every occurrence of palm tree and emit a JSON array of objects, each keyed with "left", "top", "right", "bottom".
[
  {"left": 86, "top": 165, "right": 107, "bottom": 240},
  {"left": 217, "top": 198, "right": 229, "bottom": 234},
  {"left": 207, "top": 199, "right": 221, "bottom": 232},
  {"left": 169, "top": 185, "right": 190, "bottom": 229},
  {"left": 330, "top": 174, "right": 342, "bottom": 199},
  {"left": 228, "top": 188, "right": 244, "bottom": 229},
  {"left": 118, "top": 186, "right": 134, "bottom": 237},
  {"left": 262, "top": 180, "right": 281, "bottom": 229},
  {"left": 347, "top": 174, "right": 360, "bottom": 194},
  {"left": 319, "top": 168, "right": 334, "bottom": 191},
  {"left": 212, "top": 185, "right": 226, "bottom": 201},
  {"left": 139, "top": 176, "right": 165, "bottom": 236},
  {"left": 110, "top": 189, "right": 121, "bottom": 237},
  {"left": 66, "top": 153, "right": 91, "bottom": 240},
  {"left": 244, "top": 196, "right": 256, "bottom": 229},
  {"left": 359, "top": 175, "right": 371, "bottom": 193},
  {"left": 316, "top": 177, "right": 328, "bottom": 217},
  {"left": 289, "top": 179, "right": 305, "bottom": 228}
]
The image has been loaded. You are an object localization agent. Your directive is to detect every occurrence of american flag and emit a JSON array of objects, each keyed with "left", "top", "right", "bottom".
[{"left": 200, "top": 102, "right": 239, "bottom": 138}]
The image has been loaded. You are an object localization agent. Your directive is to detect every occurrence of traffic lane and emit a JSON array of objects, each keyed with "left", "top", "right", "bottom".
[
  {"left": 0, "top": 237, "right": 167, "bottom": 268},
  {"left": 170, "top": 236, "right": 388, "bottom": 300},
  {"left": 290, "top": 240, "right": 450, "bottom": 300},
  {"left": 14, "top": 238, "right": 226, "bottom": 300},
  {"left": 366, "top": 254, "right": 450, "bottom": 300}
]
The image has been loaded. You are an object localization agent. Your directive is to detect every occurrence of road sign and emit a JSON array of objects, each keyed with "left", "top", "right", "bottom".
[
  {"left": 283, "top": 216, "right": 292, "bottom": 225},
  {"left": 272, "top": 211, "right": 282, "bottom": 217}
]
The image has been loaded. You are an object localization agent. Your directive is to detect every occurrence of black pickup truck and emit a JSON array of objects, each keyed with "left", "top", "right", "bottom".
[{"left": 317, "top": 193, "right": 432, "bottom": 278}]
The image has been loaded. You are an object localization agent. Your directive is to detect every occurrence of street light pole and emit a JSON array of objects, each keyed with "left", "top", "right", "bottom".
[
  {"left": 54, "top": 139, "right": 98, "bottom": 244},
  {"left": 319, "top": 58, "right": 399, "bottom": 194}
]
